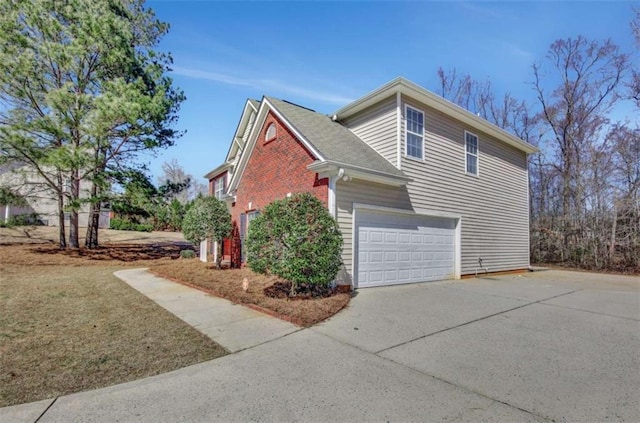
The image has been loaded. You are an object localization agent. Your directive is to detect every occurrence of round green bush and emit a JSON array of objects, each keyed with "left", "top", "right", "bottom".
[
  {"left": 180, "top": 249, "right": 197, "bottom": 259},
  {"left": 182, "top": 196, "right": 231, "bottom": 245},
  {"left": 246, "top": 192, "right": 343, "bottom": 295}
]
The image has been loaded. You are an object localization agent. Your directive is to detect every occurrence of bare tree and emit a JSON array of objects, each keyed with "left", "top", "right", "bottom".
[
  {"left": 434, "top": 31, "right": 637, "bottom": 273},
  {"left": 157, "top": 159, "right": 207, "bottom": 203},
  {"left": 532, "top": 36, "right": 627, "bottom": 264},
  {"left": 630, "top": 8, "right": 640, "bottom": 106}
]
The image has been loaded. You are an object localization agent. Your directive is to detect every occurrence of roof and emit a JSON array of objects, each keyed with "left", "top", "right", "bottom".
[
  {"left": 265, "top": 97, "right": 407, "bottom": 179},
  {"left": 334, "top": 77, "right": 538, "bottom": 155},
  {"left": 248, "top": 99, "right": 260, "bottom": 110}
]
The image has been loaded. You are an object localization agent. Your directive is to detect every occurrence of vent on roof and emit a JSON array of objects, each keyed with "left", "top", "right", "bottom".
[
  {"left": 265, "top": 123, "right": 276, "bottom": 142},
  {"left": 281, "top": 100, "right": 315, "bottom": 112}
]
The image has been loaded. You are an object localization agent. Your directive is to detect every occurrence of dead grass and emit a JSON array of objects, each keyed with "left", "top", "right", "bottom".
[
  {"left": 0, "top": 228, "right": 350, "bottom": 407},
  {"left": 150, "top": 260, "right": 351, "bottom": 328},
  {"left": 0, "top": 226, "right": 187, "bottom": 245},
  {"left": 0, "top": 238, "right": 225, "bottom": 408}
]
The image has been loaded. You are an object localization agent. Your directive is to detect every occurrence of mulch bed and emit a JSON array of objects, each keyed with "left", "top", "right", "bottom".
[{"left": 150, "top": 260, "right": 351, "bottom": 327}]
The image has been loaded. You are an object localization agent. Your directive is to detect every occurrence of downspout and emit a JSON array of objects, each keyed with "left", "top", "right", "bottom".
[
  {"left": 328, "top": 175, "right": 337, "bottom": 218},
  {"left": 396, "top": 91, "right": 402, "bottom": 169}
]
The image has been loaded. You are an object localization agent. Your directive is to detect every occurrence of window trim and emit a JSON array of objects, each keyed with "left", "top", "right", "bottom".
[
  {"left": 265, "top": 122, "right": 277, "bottom": 143},
  {"left": 214, "top": 177, "right": 224, "bottom": 200},
  {"left": 404, "top": 104, "right": 425, "bottom": 161},
  {"left": 464, "top": 130, "right": 479, "bottom": 177}
]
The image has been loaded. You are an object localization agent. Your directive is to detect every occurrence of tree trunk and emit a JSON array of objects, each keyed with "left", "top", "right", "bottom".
[
  {"left": 609, "top": 203, "right": 617, "bottom": 267},
  {"left": 85, "top": 182, "right": 100, "bottom": 249},
  {"left": 69, "top": 173, "right": 80, "bottom": 248},
  {"left": 56, "top": 171, "right": 66, "bottom": 249},
  {"left": 215, "top": 238, "right": 223, "bottom": 269},
  {"left": 57, "top": 196, "right": 67, "bottom": 249}
]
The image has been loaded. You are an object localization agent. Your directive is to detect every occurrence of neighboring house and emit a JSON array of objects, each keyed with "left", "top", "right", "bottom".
[
  {"left": 0, "top": 164, "right": 110, "bottom": 228},
  {"left": 205, "top": 77, "right": 537, "bottom": 288}
]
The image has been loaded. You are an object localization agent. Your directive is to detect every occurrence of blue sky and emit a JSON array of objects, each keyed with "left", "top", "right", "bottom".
[{"left": 144, "top": 1, "right": 638, "bottom": 183}]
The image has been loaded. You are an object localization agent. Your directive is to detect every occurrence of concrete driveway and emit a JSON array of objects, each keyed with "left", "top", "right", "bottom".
[{"left": 3, "top": 270, "right": 639, "bottom": 422}]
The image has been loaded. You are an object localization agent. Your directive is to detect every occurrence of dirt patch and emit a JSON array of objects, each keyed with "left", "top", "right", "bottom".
[{"left": 150, "top": 260, "right": 351, "bottom": 328}]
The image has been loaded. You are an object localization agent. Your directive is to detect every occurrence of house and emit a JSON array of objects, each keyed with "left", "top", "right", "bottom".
[
  {"left": 204, "top": 77, "right": 537, "bottom": 288},
  {"left": 0, "top": 164, "right": 110, "bottom": 228}
]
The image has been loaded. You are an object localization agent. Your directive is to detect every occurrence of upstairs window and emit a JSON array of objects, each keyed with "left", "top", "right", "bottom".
[
  {"left": 265, "top": 123, "right": 276, "bottom": 142},
  {"left": 405, "top": 106, "right": 424, "bottom": 160},
  {"left": 214, "top": 177, "right": 224, "bottom": 200},
  {"left": 465, "top": 131, "right": 479, "bottom": 176}
]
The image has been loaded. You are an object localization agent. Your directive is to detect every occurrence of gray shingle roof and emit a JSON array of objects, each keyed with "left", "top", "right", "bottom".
[
  {"left": 266, "top": 97, "right": 406, "bottom": 178},
  {"left": 248, "top": 99, "right": 260, "bottom": 110}
]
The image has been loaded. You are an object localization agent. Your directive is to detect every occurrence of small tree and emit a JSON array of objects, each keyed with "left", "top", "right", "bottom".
[
  {"left": 246, "top": 193, "right": 343, "bottom": 296},
  {"left": 182, "top": 196, "right": 231, "bottom": 268}
]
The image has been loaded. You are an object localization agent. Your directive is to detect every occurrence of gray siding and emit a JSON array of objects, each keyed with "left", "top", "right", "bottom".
[
  {"left": 334, "top": 179, "right": 412, "bottom": 285},
  {"left": 342, "top": 95, "right": 397, "bottom": 165},
  {"left": 334, "top": 94, "right": 530, "bottom": 283},
  {"left": 400, "top": 97, "right": 530, "bottom": 274}
]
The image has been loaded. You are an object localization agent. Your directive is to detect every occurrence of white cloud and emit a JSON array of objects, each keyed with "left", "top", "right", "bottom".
[{"left": 172, "top": 66, "right": 354, "bottom": 105}]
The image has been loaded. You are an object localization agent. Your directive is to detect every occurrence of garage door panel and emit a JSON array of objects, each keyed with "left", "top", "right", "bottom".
[{"left": 356, "top": 211, "right": 455, "bottom": 288}]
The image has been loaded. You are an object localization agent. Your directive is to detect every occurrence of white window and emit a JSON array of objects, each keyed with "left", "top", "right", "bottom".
[
  {"left": 246, "top": 210, "right": 260, "bottom": 236},
  {"left": 465, "top": 131, "right": 479, "bottom": 176},
  {"left": 405, "top": 106, "right": 424, "bottom": 160},
  {"left": 265, "top": 123, "right": 276, "bottom": 142},
  {"left": 214, "top": 177, "right": 224, "bottom": 200},
  {"left": 247, "top": 210, "right": 259, "bottom": 224}
]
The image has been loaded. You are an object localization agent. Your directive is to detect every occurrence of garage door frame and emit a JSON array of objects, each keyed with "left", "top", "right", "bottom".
[{"left": 352, "top": 203, "right": 461, "bottom": 288}]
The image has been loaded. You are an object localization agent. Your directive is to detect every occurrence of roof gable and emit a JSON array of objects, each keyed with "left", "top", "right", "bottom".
[
  {"left": 227, "top": 97, "right": 410, "bottom": 194},
  {"left": 204, "top": 99, "right": 259, "bottom": 180},
  {"left": 265, "top": 97, "right": 406, "bottom": 179},
  {"left": 334, "top": 77, "right": 538, "bottom": 155}
]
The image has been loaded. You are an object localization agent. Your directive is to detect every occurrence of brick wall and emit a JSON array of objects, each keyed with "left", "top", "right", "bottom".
[{"left": 230, "top": 110, "right": 328, "bottom": 264}]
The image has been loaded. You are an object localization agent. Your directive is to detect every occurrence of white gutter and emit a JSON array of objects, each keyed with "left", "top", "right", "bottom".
[
  {"left": 203, "top": 162, "right": 232, "bottom": 180},
  {"left": 308, "top": 160, "right": 411, "bottom": 187}
]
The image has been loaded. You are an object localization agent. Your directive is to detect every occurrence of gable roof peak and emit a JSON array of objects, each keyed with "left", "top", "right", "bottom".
[{"left": 334, "top": 77, "right": 538, "bottom": 154}]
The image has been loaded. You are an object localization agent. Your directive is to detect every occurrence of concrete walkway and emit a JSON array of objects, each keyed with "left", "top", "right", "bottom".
[{"left": 113, "top": 268, "right": 300, "bottom": 353}]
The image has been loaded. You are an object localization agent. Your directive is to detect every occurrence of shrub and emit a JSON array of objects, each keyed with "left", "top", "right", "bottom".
[
  {"left": 182, "top": 196, "right": 231, "bottom": 268},
  {"left": 109, "top": 218, "right": 153, "bottom": 232},
  {"left": 6, "top": 213, "right": 44, "bottom": 227},
  {"left": 180, "top": 249, "right": 196, "bottom": 259},
  {"left": 246, "top": 193, "right": 343, "bottom": 296}
]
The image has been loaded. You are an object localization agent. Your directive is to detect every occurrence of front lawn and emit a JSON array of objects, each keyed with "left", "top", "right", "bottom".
[
  {"left": 150, "top": 260, "right": 351, "bottom": 327},
  {"left": 0, "top": 240, "right": 226, "bottom": 408}
]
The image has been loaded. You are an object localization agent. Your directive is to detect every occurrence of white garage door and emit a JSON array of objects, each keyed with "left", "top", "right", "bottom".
[{"left": 356, "top": 210, "right": 456, "bottom": 288}]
